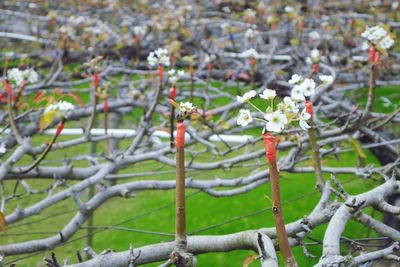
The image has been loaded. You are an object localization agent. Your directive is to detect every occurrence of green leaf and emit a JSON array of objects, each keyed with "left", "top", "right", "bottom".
[{"left": 348, "top": 137, "right": 367, "bottom": 159}]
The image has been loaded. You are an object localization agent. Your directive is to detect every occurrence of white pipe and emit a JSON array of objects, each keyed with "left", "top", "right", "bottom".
[{"left": 0, "top": 128, "right": 254, "bottom": 144}]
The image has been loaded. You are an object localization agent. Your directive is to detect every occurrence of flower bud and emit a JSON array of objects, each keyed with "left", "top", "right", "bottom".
[
  {"left": 175, "top": 122, "right": 186, "bottom": 149},
  {"left": 263, "top": 133, "right": 276, "bottom": 163}
]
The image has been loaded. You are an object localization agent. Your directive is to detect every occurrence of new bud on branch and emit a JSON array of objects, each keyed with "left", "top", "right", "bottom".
[
  {"left": 263, "top": 133, "right": 276, "bottom": 163},
  {"left": 175, "top": 122, "right": 186, "bottom": 149}
]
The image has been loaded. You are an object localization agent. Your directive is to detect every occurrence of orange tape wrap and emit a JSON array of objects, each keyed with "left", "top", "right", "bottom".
[
  {"left": 374, "top": 51, "right": 380, "bottom": 63},
  {"left": 175, "top": 122, "right": 186, "bottom": 149},
  {"left": 263, "top": 133, "right": 276, "bottom": 163},
  {"left": 305, "top": 100, "right": 314, "bottom": 118},
  {"left": 312, "top": 63, "right": 319, "bottom": 73},
  {"left": 5, "top": 82, "right": 12, "bottom": 97},
  {"left": 92, "top": 73, "right": 100, "bottom": 87},
  {"left": 104, "top": 99, "right": 109, "bottom": 113},
  {"left": 55, "top": 123, "right": 64, "bottom": 138},
  {"left": 158, "top": 64, "right": 163, "bottom": 82},
  {"left": 169, "top": 86, "right": 177, "bottom": 100},
  {"left": 369, "top": 47, "right": 376, "bottom": 63}
]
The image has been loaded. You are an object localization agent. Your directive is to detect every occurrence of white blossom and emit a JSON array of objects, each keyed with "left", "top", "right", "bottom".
[
  {"left": 379, "top": 35, "right": 394, "bottom": 50},
  {"left": 288, "top": 74, "right": 302, "bottom": 85},
  {"left": 282, "top": 97, "right": 299, "bottom": 113},
  {"left": 169, "top": 69, "right": 185, "bottom": 84},
  {"left": 205, "top": 54, "right": 216, "bottom": 63},
  {"left": 134, "top": 26, "right": 146, "bottom": 36},
  {"left": 319, "top": 75, "right": 334, "bottom": 84},
  {"left": 284, "top": 6, "right": 294, "bottom": 13},
  {"left": 7, "top": 68, "right": 24, "bottom": 86},
  {"left": 237, "top": 90, "right": 256, "bottom": 103},
  {"left": 0, "top": 143, "right": 6, "bottom": 154},
  {"left": 301, "top": 78, "right": 316, "bottom": 97},
  {"left": 45, "top": 100, "right": 75, "bottom": 117},
  {"left": 245, "top": 28, "right": 258, "bottom": 40},
  {"left": 179, "top": 102, "right": 194, "bottom": 113},
  {"left": 237, "top": 109, "right": 253, "bottom": 126},
  {"left": 240, "top": 49, "right": 259, "bottom": 59},
  {"left": 309, "top": 31, "right": 321, "bottom": 41},
  {"left": 23, "top": 69, "right": 39, "bottom": 84},
  {"left": 310, "top": 49, "right": 320, "bottom": 62},
  {"left": 264, "top": 111, "right": 288, "bottom": 133},
  {"left": 299, "top": 108, "right": 311, "bottom": 130},
  {"left": 259, "top": 88, "right": 276, "bottom": 100},
  {"left": 147, "top": 48, "right": 170, "bottom": 66},
  {"left": 291, "top": 85, "right": 305, "bottom": 102}
]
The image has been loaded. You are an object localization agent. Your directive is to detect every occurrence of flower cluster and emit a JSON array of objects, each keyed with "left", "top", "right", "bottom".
[
  {"left": 361, "top": 25, "right": 395, "bottom": 50},
  {"left": 245, "top": 28, "right": 258, "bottom": 40},
  {"left": 168, "top": 69, "right": 185, "bottom": 85},
  {"left": 45, "top": 100, "right": 75, "bottom": 118},
  {"left": 133, "top": 26, "right": 146, "bottom": 37},
  {"left": 7, "top": 68, "right": 39, "bottom": 86},
  {"left": 236, "top": 74, "right": 330, "bottom": 133},
  {"left": 147, "top": 48, "right": 170, "bottom": 66},
  {"left": 205, "top": 54, "right": 216, "bottom": 64},
  {"left": 179, "top": 102, "right": 195, "bottom": 113},
  {"left": 306, "top": 49, "right": 320, "bottom": 64},
  {"left": 290, "top": 76, "right": 316, "bottom": 102},
  {"left": 240, "top": 49, "right": 259, "bottom": 59}
]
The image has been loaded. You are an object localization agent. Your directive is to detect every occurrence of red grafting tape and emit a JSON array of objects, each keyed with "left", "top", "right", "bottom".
[
  {"left": 369, "top": 47, "right": 376, "bottom": 63},
  {"left": 169, "top": 86, "right": 177, "bottom": 100},
  {"left": 305, "top": 100, "right": 314, "bottom": 118},
  {"left": 158, "top": 64, "right": 163, "bottom": 81},
  {"left": 104, "top": 99, "right": 109, "bottom": 113},
  {"left": 5, "top": 82, "right": 12, "bottom": 97},
  {"left": 175, "top": 122, "right": 186, "bottom": 149},
  {"left": 312, "top": 63, "right": 319, "bottom": 73},
  {"left": 92, "top": 73, "right": 100, "bottom": 87},
  {"left": 55, "top": 123, "right": 64, "bottom": 137},
  {"left": 374, "top": 51, "right": 380, "bottom": 63},
  {"left": 249, "top": 57, "right": 255, "bottom": 66},
  {"left": 263, "top": 133, "right": 276, "bottom": 163}
]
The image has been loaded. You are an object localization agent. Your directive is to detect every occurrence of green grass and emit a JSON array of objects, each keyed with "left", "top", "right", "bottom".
[{"left": 0, "top": 84, "right": 397, "bottom": 266}]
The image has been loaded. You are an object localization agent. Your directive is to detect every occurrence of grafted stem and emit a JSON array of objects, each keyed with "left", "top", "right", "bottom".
[
  {"left": 263, "top": 133, "right": 298, "bottom": 267},
  {"left": 305, "top": 100, "right": 324, "bottom": 189}
]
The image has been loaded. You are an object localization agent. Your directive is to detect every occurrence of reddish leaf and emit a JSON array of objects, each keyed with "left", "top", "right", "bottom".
[
  {"left": 53, "top": 87, "right": 63, "bottom": 96},
  {"left": 33, "top": 90, "right": 46, "bottom": 103},
  {"left": 67, "top": 93, "right": 86, "bottom": 108},
  {"left": 0, "top": 211, "right": 7, "bottom": 234},
  {"left": 242, "top": 255, "right": 257, "bottom": 267}
]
